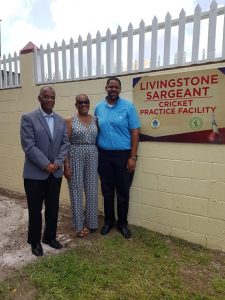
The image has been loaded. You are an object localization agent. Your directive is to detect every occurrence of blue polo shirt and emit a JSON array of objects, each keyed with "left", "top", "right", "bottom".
[{"left": 94, "top": 97, "right": 141, "bottom": 150}]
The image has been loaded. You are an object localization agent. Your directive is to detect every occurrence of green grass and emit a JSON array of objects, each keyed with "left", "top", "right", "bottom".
[{"left": 1, "top": 226, "right": 225, "bottom": 300}]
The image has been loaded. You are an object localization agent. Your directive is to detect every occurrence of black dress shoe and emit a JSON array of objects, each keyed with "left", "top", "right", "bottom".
[
  {"left": 118, "top": 226, "right": 131, "bottom": 239},
  {"left": 31, "top": 243, "right": 43, "bottom": 257},
  {"left": 42, "top": 238, "right": 63, "bottom": 249},
  {"left": 100, "top": 224, "right": 114, "bottom": 235}
]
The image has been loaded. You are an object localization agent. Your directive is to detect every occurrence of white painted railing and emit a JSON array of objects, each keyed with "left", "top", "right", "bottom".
[
  {"left": 0, "top": 53, "right": 20, "bottom": 89},
  {"left": 1, "top": 1, "right": 225, "bottom": 88},
  {"left": 34, "top": 0, "right": 225, "bottom": 84}
]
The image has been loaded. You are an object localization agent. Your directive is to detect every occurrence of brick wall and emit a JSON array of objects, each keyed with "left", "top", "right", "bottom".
[{"left": 0, "top": 51, "right": 224, "bottom": 251}]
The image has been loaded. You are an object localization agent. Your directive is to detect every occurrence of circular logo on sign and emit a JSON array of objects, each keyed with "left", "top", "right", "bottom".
[
  {"left": 151, "top": 118, "right": 160, "bottom": 129},
  {"left": 189, "top": 117, "right": 203, "bottom": 130}
]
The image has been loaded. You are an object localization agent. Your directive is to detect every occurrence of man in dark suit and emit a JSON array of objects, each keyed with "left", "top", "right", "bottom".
[{"left": 20, "top": 86, "right": 69, "bottom": 257}]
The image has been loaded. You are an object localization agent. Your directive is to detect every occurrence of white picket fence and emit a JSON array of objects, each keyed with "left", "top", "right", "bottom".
[
  {"left": 0, "top": 53, "right": 20, "bottom": 89},
  {"left": 0, "top": 0, "right": 225, "bottom": 88}
]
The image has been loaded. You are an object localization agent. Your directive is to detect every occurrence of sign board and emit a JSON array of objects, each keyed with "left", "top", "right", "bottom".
[{"left": 133, "top": 67, "right": 225, "bottom": 143}]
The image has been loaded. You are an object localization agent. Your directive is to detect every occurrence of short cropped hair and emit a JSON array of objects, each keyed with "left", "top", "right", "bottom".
[{"left": 106, "top": 76, "right": 121, "bottom": 87}]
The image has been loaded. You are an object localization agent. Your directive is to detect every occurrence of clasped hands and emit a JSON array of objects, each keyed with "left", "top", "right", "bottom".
[{"left": 45, "top": 163, "right": 59, "bottom": 173}]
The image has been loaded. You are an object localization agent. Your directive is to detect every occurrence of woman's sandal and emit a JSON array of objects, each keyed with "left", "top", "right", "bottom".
[
  {"left": 76, "top": 227, "right": 90, "bottom": 238},
  {"left": 83, "top": 227, "right": 90, "bottom": 235},
  {"left": 77, "top": 229, "right": 85, "bottom": 238}
]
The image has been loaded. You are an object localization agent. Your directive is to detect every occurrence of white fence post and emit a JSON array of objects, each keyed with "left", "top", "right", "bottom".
[
  {"left": 177, "top": 9, "right": 186, "bottom": 65},
  {"left": 150, "top": 16, "right": 158, "bottom": 70},
  {"left": 192, "top": 4, "right": 201, "bottom": 63},
  {"left": 14, "top": 52, "right": 19, "bottom": 86},
  {"left": 127, "top": 23, "right": 133, "bottom": 73},
  {"left": 222, "top": 11, "right": 225, "bottom": 59},
  {"left": 138, "top": 20, "right": 145, "bottom": 71},
  {"left": 96, "top": 31, "right": 102, "bottom": 77},
  {"left": 62, "top": 40, "right": 67, "bottom": 80},
  {"left": 40, "top": 45, "right": 45, "bottom": 83},
  {"left": 207, "top": 0, "right": 217, "bottom": 60},
  {"left": 3, "top": 55, "right": 7, "bottom": 88},
  {"left": 69, "top": 38, "right": 75, "bottom": 80},
  {"left": 87, "top": 33, "right": 92, "bottom": 77},
  {"left": 54, "top": 42, "right": 59, "bottom": 81},
  {"left": 47, "top": 43, "right": 52, "bottom": 82},
  {"left": 8, "top": 54, "right": 13, "bottom": 86},
  {"left": 106, "top": 28, "right": 113, "bottom": 76},
  {"left": 116, "top": 26, "right": 122, "bottom": 74},
  {"left": 164, "top": 13, "right": 172, "bottom": 67},
  {"left": 78, "top": 36, "right": 83, "bottom": 78}
]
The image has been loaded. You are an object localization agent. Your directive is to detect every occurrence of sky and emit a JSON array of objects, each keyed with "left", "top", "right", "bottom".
[{"left": 1, "top": 0, "right": 225, "bottom": 57}]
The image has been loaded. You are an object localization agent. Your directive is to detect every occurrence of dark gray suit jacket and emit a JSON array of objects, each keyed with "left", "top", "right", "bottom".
[{"left": 20, "top": 108, "right": 69, "bottom": 180}]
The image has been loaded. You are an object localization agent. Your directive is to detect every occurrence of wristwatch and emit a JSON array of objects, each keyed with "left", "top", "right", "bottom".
[{"left": 130, "top": 155, "right": 138, "bottom": 161}]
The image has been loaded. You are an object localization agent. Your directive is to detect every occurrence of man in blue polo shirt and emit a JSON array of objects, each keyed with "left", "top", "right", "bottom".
[{"left": 94, "top": 76, "right": 140, "bottom": 239}]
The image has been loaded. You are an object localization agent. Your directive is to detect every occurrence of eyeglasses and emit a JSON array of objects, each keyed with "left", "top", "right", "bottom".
[{"left": 77, "top": 100, "right": 90, "bottom": 105}]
